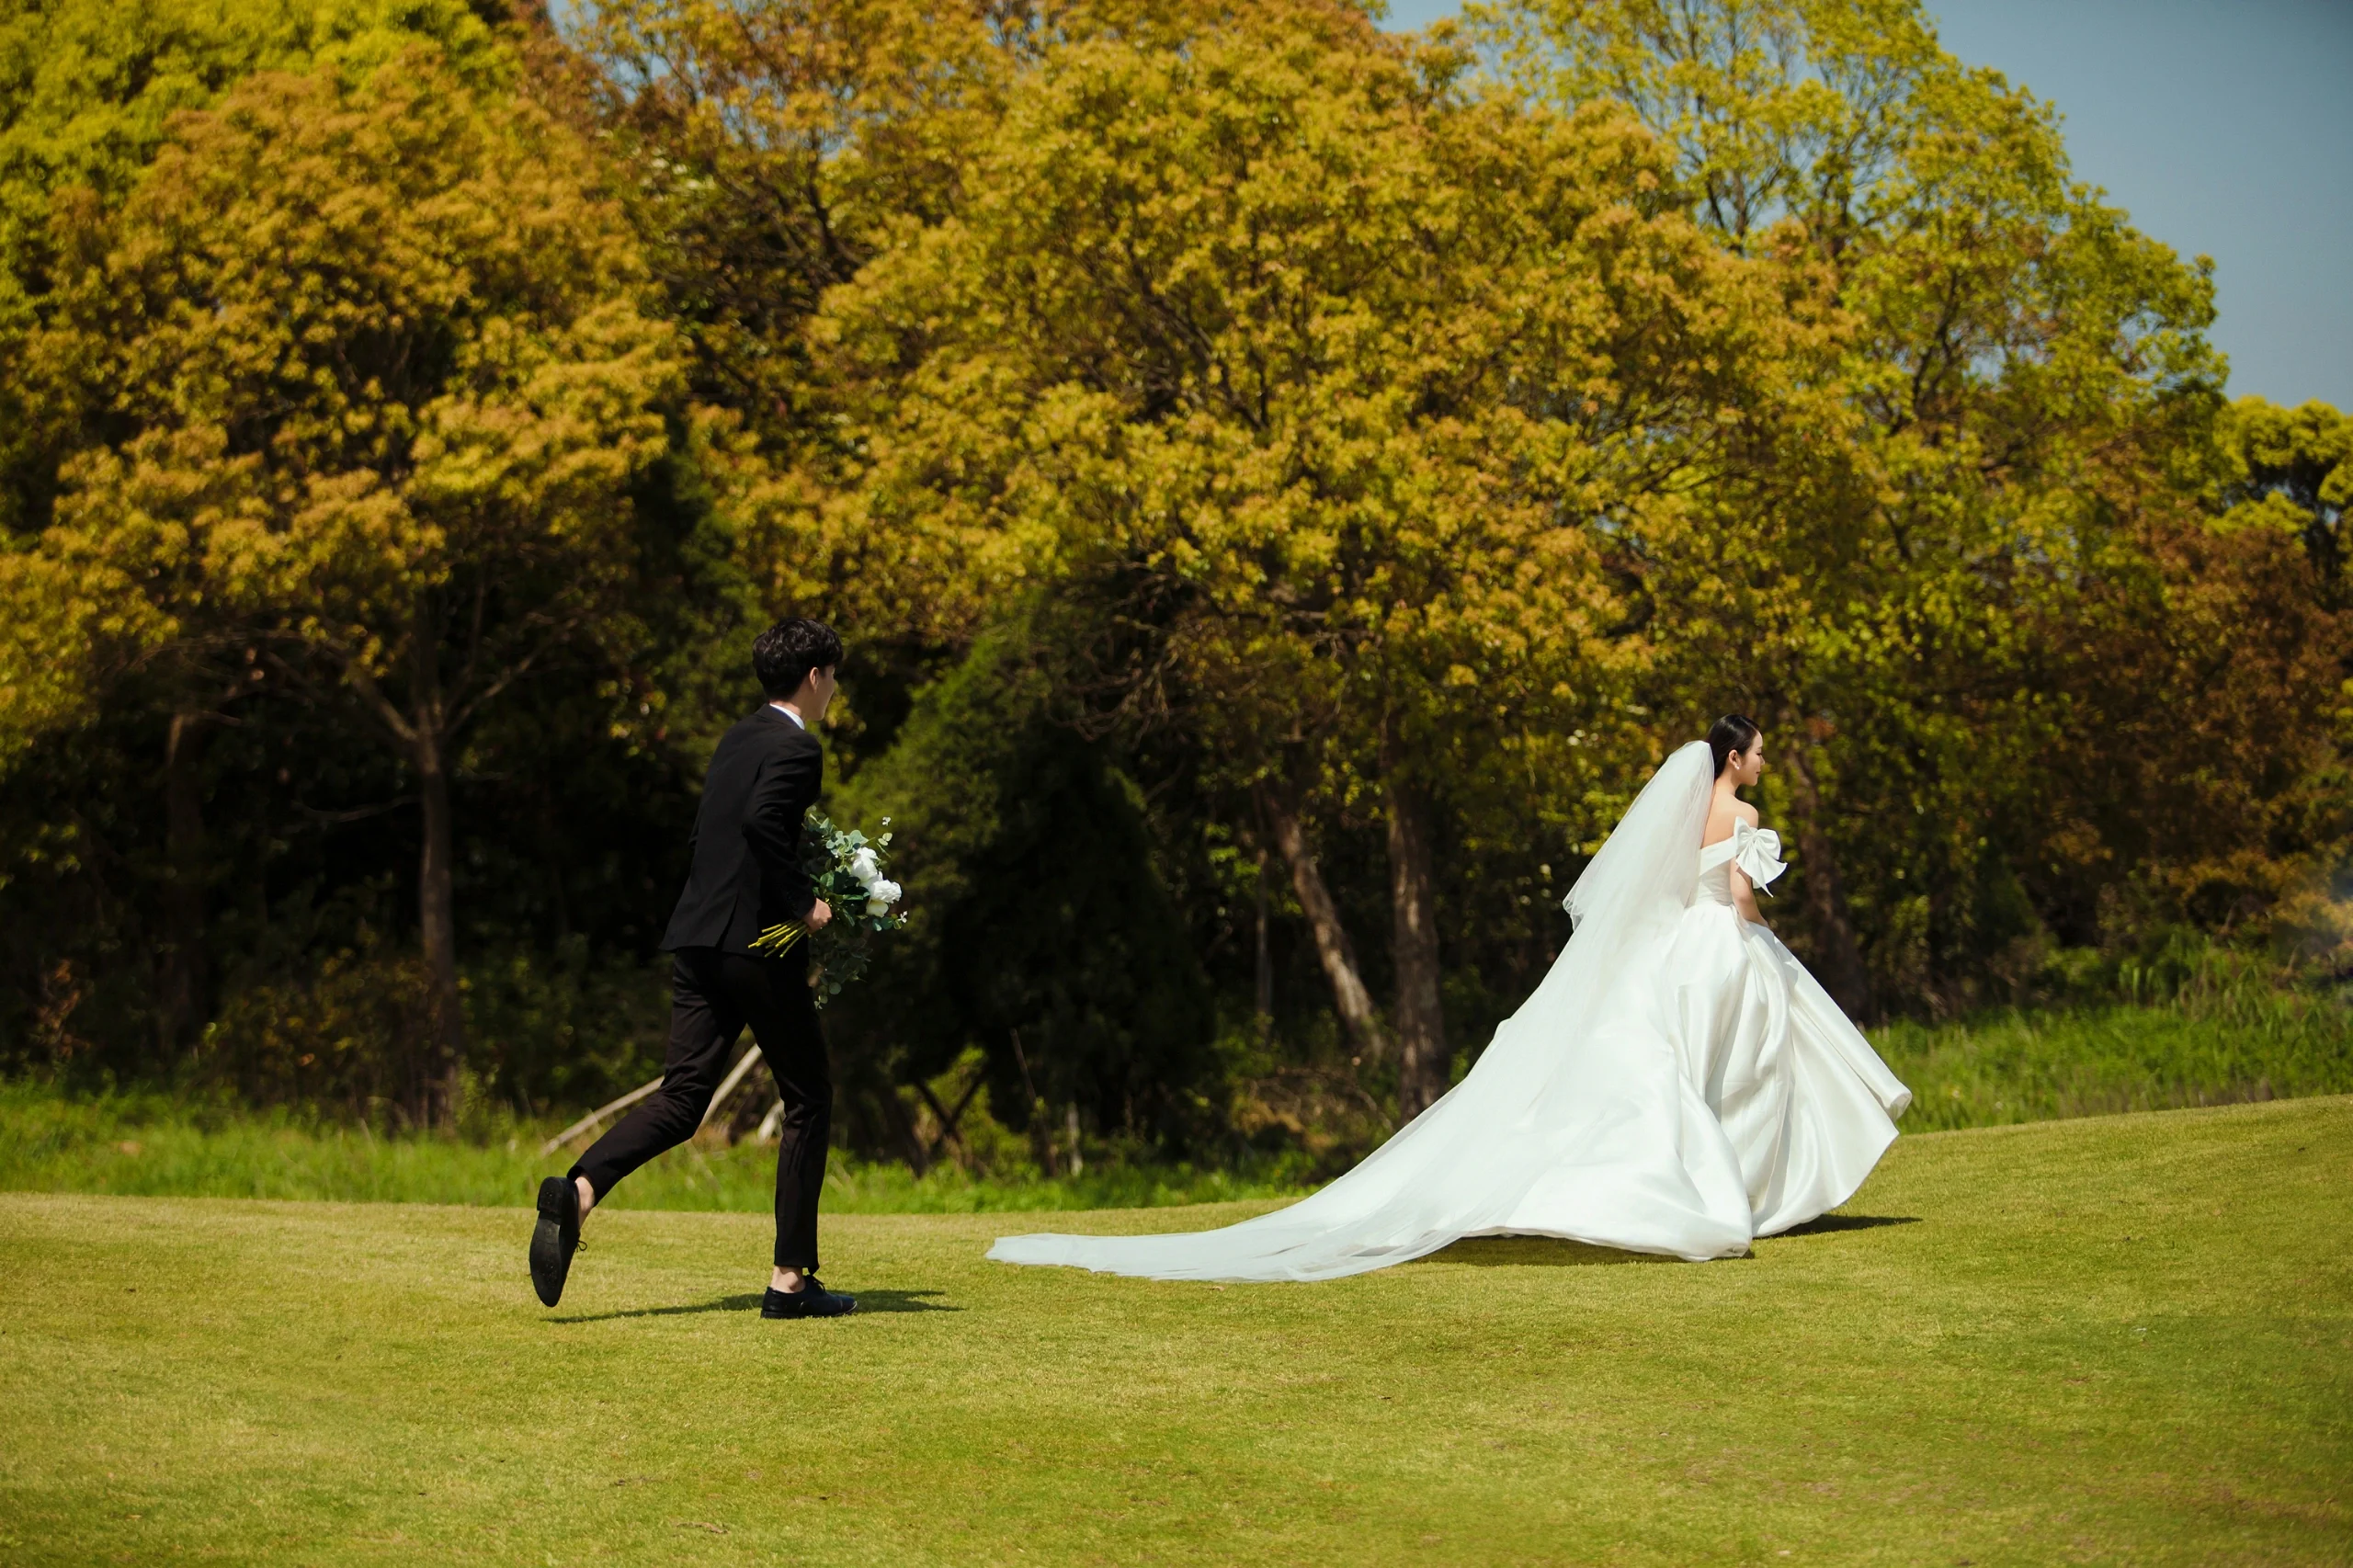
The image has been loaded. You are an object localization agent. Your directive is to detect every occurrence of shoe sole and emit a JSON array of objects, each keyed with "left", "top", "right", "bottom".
[
  {"left": 762, "top": 1298, "right": 857, "bottom": 1320},
  {"left": 529, "top": 1176, "right": 574, "bottom": 1308}
]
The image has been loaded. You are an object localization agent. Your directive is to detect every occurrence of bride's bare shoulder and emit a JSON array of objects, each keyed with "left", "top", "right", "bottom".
[{"left": 1702, "top": 797, "right": 1760, "bottom": 844}]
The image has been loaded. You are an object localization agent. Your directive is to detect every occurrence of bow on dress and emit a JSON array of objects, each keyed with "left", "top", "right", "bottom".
[{"left": 1727, "top": 820, "right": 1787, "bottom": 894}]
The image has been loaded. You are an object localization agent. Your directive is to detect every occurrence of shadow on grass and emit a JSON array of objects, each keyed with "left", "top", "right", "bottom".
[
  {"left": 1770, "top": 1214, "right": 1921, "bottom": 1238},
  {"left": 840, "top": 1289, "right": 961, "bottom": 1314},
  {"left": 552, "top": 1288, "right": 959, "bottom": 1324},
  {"left": 1416, "top": 1236, "right": 1677, "bottom": 1268},
  {"left": 1415, "top": 1216, "right": 1921, "bottom": 1269}
]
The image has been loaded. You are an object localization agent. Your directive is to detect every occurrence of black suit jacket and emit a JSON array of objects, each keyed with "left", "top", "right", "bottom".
[{"left": 660, "top": 706, "right": 823, "bottom": 955}]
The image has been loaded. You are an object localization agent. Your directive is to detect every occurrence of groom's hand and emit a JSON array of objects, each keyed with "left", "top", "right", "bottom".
[{"left": 805, "top": 898, "right": 833, "bottom": 933}]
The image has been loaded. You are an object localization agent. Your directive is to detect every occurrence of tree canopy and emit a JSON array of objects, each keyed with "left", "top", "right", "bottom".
[{"left": 1, "top": 0, "right": 2344, "bottom": 1150}]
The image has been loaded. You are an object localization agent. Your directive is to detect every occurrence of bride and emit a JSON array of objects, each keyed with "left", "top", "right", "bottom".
[{"left": 988, "top": 718, "right": 1912, "bottom": 1281}]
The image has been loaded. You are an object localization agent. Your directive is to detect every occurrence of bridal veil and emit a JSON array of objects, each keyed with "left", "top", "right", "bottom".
[{"left": 988, "top": 742, "right": 1904, "bottom": 1280}]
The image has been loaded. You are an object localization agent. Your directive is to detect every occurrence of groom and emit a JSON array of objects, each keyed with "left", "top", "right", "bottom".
[{"left": 529, "top": 618, "right": 855, "bottom": 1319}]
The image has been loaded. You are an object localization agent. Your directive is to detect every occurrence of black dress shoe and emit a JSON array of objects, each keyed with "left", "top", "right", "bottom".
[
  {"left": 761, "top": 1279, "right": 856, "bottom": 1319},
  {"left": 529, "top": 1176, "right": 582, "bottom": 1307}
]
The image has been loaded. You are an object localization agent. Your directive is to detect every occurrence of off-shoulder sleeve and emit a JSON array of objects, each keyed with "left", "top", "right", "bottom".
[{"left": 1732, "top": 822, "right": 1787, "bottom": 895}]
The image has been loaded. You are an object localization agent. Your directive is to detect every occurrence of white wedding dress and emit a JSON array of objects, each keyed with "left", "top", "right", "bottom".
[{"left": 988, "top": 743, "right": 1912, "bottom": 1281}]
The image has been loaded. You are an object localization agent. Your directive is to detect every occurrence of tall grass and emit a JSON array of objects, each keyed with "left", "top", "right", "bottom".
[
  {"left": 0, "top": 1079, "right": 1312, "bottom": 1213},
  {"left": 6, "top": 969, "right": 2346, "bottom": 1211},
  {"left": 1874, "top": 949, "right": 2353, "bottom": 1130}
]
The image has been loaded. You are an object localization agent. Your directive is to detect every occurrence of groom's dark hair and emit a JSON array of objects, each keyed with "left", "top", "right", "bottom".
[{"left": 753, "top": 618, "right": 844, "bottom": 699}]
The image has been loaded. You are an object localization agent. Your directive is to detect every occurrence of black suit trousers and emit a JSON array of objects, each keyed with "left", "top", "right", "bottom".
[{"left": 569, "top": 947, "right": 830, "bottom": 1270}]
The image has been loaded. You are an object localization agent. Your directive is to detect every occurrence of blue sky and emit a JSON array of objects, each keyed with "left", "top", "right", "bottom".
[{"left": 1381, "top": 0, "right": 2353, "bottom": 411}]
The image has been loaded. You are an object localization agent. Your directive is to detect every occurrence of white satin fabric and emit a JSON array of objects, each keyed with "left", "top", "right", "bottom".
[{"left": 988, "top": 746, "right": 1912, "bottom": 1281}]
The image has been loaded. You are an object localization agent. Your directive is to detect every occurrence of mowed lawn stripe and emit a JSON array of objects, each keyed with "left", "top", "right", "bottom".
[{"left": 2, "top": 1096, "right": 2347, "bottom": 1566}]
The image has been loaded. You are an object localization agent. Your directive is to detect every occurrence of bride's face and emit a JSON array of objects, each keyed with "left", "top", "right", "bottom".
[{"left": 1733, "top": 734, "right": 1766, "bottom": 787}]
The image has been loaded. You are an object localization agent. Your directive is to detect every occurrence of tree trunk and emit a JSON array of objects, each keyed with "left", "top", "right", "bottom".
[
  {"left": 890, "top": 1086, "right": 933, "bottom": 1176},
  {"left": 413, "top": 720, "right": 467, "bottom": 1128},
  {"left": 1253, "top": 843, "right": 1274, "bottom": 1046},
  {"left": 1385, "top": 775, "right": 1448, "bottom": 1119},
  {"left": 1785, "top": 742, "right": 1873, "bottom": 1021},
  {"left": 1009, "top": 1028, "right": 1056, "bottom": 1176},
  {"left": 401, "top": 596, "right": 469, "bottom": 1128},
  {"left": 1259, "top": 786, "right": 1388, "bottom": 1060},
  {"left": 157, "top": 710, "right": 210, "bottom": 1056}
]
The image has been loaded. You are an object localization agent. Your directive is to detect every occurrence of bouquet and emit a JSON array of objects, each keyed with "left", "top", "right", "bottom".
[{"left": 748, "top": 812, "right": 907, "bottom": 1006}]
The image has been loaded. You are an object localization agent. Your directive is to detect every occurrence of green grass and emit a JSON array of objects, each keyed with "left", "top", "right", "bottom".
[
  {"left": 7, "top": 993, "right": 2348, "bottom": 1214},
  {"left": 0, "top": 1079, "right": 1310, "bottom": 1213},
  {"left": 3, "top": 1096, "right": 2347, "bottom": 1564},
  {"left": 1872, "top": 990, "right": 2353, "bottom": 1131}
]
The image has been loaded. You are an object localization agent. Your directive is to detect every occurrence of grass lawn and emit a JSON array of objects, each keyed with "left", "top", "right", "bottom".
[
  {"left": 9, "top": 989, "right": 2348, "bottom": 1218},
  {"left": 5, "top": 988, "right": 2334, "bottom": 1205},
  {"left": 0, "top": 1078, "right": 1315, "bottom": 1213},
  {"left": 3, "top": 1098, "right": 2348, "bottom": 1564}
]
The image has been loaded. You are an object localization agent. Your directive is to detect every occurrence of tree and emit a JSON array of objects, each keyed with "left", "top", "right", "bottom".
[
  {"left": 1468, "top": 0, "right": 2235, "bottom": 1008},
  {"left": 0, "top": 0, "right": 520, "bottom": 1054},
  {"left": 2221, "top": 396, "right": 2351, "bottom": 596},
  {"left": 551, "top": 0, "right": 1001, "bottom": 434},
  {"left": 6, "top": 45, "right": 695, "bottom": 1119},
  {"left": 550, "top": 0, "right": 1256, "bottom": 653},
  {"left": 818, "top": 6, "right": 1808, "bottom": 1114},
  {"left": 0, "top": 0, "right": 511, "bottom": 536},
  {"left": 827, "top": 626, "right": 1218, "bottom": 1162}
]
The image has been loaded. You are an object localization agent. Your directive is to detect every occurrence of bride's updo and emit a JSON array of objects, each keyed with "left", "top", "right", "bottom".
[{"left": 1708, "top": 714, "right": 1761, "bottom": 778}]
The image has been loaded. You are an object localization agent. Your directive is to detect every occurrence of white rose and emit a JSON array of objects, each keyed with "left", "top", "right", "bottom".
[
  {"left": 871, "top": 879, "right": 901, "bottom": 903},
  {"left": 847, "top": 847, "right": 881, "bottom": 887},
  {"left": 866, "top": 898, "right": 891, "bottom": 917}
]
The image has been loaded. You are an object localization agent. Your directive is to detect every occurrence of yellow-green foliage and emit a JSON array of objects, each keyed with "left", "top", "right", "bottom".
[
  {"left": 6, "top": 42, "right": 685, "bottom": 756},
  {"left": 820, "top": 11, "right": 1806, "bottom": 800},
  {"left": 0, "top": 0, "right": 2346, "bottom": 1129},
  {"left": 0, "top": 0, "right": 510, "bottom": 533}
]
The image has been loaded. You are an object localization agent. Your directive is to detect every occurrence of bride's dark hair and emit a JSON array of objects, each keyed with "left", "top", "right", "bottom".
[{"left": 1707, "top": 714, "right": 1761, "bottom": 778}]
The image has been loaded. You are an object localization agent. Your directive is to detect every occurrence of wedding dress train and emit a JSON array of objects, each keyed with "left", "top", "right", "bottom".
[{"left": 987, "top": 743, "right": 1912, "bottom": 1281}]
